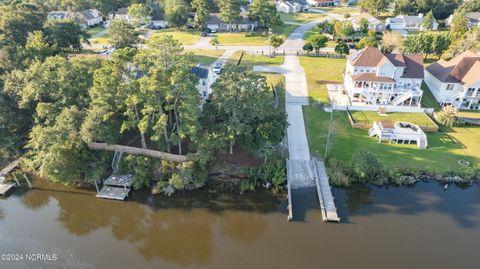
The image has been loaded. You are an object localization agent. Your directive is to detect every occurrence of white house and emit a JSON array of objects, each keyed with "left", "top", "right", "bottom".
[
  {"left": 108, "top": 7, "right": 130, "bottom": 21},
  {"left": 75, "top": 9, "right": 102, "bottom": 27},
  {"left": 447, "top": 12, "right": 480, "bottom": 29},
  {"left": 350, "top": 13, "right": 385, "bottom": 33},
  {"left": 344, "top": 47, "right": 425, "bottom": 107},
  {"left": 425, "top": 51, "right": 480, "bottom": 110},
  {"left": 207, "top": 13, "right": 257, "bottom": 32},
  {"left": 192, "top": 66, "right": 211, "bottom": 100},
  {"left": 307, "top": 0, "right": 338, "bottom": 7},
  {"left": 276, "top": 0, "right": 309, "bottom": 14},
  {"left": 47, "top": 11, "right": 73, "bottom": 20},
  {"left": 386, "top": 14, "right": 438, "bottom": 35}
]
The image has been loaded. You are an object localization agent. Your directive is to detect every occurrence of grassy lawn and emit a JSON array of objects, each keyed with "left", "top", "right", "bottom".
[
  {"left": 228, "top": 51, "right": 284, "bottom": 68},
  {"left": 90, "top": 36, "right": 110, "bottom": 45},
  {"left": 279, "top": 13, "right": 326, "bottom": 24},
  {"left": 458, "top": 111, "right": 480, "bottom": 119},
  {"left": 184, "top": 49, "right": 225, "bottom": 65},
  {"left": 350, "top": 111, "right": 437, "bottom": 128},
  {"left": 86, "top": 25, "right": 106, "bottom": 37},
  {"left": 312, "top": 6, "right": 360, "bottom": 15},
  {"left": 149, "top": 29, "right": 201, "bottom": 45},
  {"left": 272, "top": 24, "right": 299, "bottom": 38},
  {"left": 299, "top": 56, "right": 346, "bottom": 103},
  {"left": 262, "top": 73, "right": 286, "bottom": 112},
  {"left": 215, "top": 32, "right": 269, "bottom": 45},
  {"left": 421, "top": 82, "right": 442, "bottom": 111},
  {"left": 304, "top": 107, "right": 480, "bottom": 171}
]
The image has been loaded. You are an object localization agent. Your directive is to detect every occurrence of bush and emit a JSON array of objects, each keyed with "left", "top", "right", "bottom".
[
  {"left": 351, "top": 151, "right": 382, "bottom": 182},
  {"left": 327, "top": 158, "right": 351, "bottom": 187},
  {"left": 245, "top": 31, "right": 256, "bottom": 37},
  {"left": 245, "top": 160, "right": 286, "bottom": 189}
]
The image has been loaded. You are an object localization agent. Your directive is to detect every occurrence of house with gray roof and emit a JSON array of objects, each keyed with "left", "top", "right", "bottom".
[
  {"left": 386, "top": 14, "right": 438, "bottom": 35},
  {"left": 192, "top": 66, "right": 211, "bottom": 100},
  {"left": 75, "top": 9, "right": 102, "bottom": 28},
  {"left": 447, "top": 12, "right": 480, "bottom": 29},
  {"left": 207, "top": 13, "right": 257, "bottom": 32},
  {"left": 276, "top": 0, "right": 309, "bottom": 13},
  {"left": 47, "top": 11, "right": 74, "bottom": 21}
]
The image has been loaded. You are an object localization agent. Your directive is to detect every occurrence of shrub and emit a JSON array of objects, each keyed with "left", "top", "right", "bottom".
[
  {"left": 327, "top": 158, "right": 351, "bottom": 187},
  {"left": 351, "top": 151, "right": 382, "bottom": 182},
  {"left": 245, "top": 31, "right": 256, "bottom": 37}
]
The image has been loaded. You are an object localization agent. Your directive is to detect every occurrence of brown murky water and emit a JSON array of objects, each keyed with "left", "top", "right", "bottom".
[{"left": 0, "top": 179, "right": 479, "bottom": 269}]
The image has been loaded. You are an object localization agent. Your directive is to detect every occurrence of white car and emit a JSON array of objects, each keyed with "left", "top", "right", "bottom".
[
  {"left": 213, "top": 63, "right": 222, "bottom": 74},
  {"left": 210, "top": 28, "right": 217, "bottom": 33}
]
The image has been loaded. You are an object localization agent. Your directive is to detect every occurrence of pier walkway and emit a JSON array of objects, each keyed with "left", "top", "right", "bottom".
[
  {"left": 0, "top": 160, "right": 21, "bottom": 196},
  {"left": 255, "top": 56, "right": 339, "bottom": 223}
]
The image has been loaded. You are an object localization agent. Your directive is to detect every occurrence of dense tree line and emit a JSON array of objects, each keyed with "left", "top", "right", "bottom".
[
  {"left": 394, "top": 0, "right": 462, "bottom": 20},
  {"left": 0, "top": 1, "right": 287, "bottom": 192}
]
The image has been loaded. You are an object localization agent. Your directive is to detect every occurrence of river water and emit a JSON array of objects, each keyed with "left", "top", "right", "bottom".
[{"left": 0, "top": 179, "right": 479, "bottom": 269}]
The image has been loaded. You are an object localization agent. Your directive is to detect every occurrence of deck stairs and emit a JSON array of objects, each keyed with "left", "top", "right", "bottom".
[{"left": 391, "top": 92, "right": 413, "bottom": 106}]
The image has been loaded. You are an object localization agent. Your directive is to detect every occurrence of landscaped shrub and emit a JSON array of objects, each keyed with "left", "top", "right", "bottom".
[
  {"left": 327, "top": 158, "right": 351, "bottom": 187},
  {"left": 245, "top": 32, "right": 256, "bottom": 37}
]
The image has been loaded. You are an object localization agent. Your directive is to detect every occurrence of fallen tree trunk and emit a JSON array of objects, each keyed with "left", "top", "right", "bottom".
[{"left": 87, "top": 143, "right": 188, "bottom": 163}]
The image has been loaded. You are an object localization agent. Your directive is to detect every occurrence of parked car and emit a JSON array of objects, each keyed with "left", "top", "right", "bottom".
[
  {"left": 213, "top": 63, "right": 222, "bottom": 74},
  {"left": 210, "top": 28, "right": 217, "bottom": 33},
  {"left": 201, "top": 31, "right": 208, "bottom": 37}
]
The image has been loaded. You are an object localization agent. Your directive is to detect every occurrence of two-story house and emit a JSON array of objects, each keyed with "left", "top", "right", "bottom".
[
  {"left": 192, "top": 66, "right": 211, "bottom": 100},
  {"left": 344, "top": 47, "right": 425, "bottom": 107},
  {"left": 276, "top": 0, "right": 309, "bottom": 13},
  {"left": 386, "top": 14, "right": 438, "bottom": 35},
  {"left": 75, "top": 9, "right": 102, "bottom": 28},
  {"left": 47, "top": 11, "right": 74, "bottom": 20},
  {"left": 350, "top": 13, "right": 385, "bottom": 33},
  {"left": 425, "top": 51, "right": 480, "bottom": 110}
]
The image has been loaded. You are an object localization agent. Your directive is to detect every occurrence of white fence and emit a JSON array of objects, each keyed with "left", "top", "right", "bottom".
[{"left": 332, "top": 104, "right": 435, "bottom": 114}]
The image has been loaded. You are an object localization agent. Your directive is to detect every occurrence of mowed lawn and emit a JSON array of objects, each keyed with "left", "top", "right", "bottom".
[
  {"left": 299, "top": 56, "right": 346, "bottom": 103},
  {"left": 303, "top": 107, "right": 480, "bottom": 171},
  {"left": 149, "top": 29, "right": 201, "bottom": 45},
  {"left": 214, "top": 24, "right": 297, "bottom": 46},
  {"left": 184, "top": 49, "right": 225, "bottom": 65},
  {"left": 350, "top": 111, "right": 437, "bottom": 128},
  {"left": 228, "top": 51, "right": 284, "bottom": 67},
  {"left": 279, "top": 13, "right": 326, "bottom": 24}
]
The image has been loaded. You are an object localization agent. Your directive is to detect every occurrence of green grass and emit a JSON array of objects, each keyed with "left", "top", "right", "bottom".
[
  {"left": 299, "top": 56, "right": 346, "bottom": 103},
  {"left": 279, "top": 13, "right": 326, "bottom": 24},
  {"left": 303, "top": 107, "right": 480, "bottom": 171},
  {"left": 184, "top": 49, "right": 225, "bottom": 65},
  {"left": 421, "top": 82, "right": 442, "bottom": 111},
  {"left": 86, "top": 25, "right": 106, "bottom": 37},
  {"left": 149, "top": 29, "right": 201, "bottom": 45},
  {"left": 350, "top": 111, "right": 437, "bottom": 128},
  {"left": 228, "top": 51, "right": 284, "bottom": 68},
  {"left": 215, "top": 32, "right": 269, "bottom": 45},
  {"left": 90, "top": 36, "right": 110, "bottom": 45},
  {"left": 457, "top": 111, "right": 480, "bottom": 119},
  {"left": 311, "top": 6, "right": 360, "bottom": 15},
  {"left": 262, "top": 73, "right": 286, "bottom": 112}
]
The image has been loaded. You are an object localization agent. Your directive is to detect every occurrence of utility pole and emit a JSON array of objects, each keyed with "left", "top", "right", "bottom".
[{"left": 268, "top": 28, "right": 272, "bottom": 57}]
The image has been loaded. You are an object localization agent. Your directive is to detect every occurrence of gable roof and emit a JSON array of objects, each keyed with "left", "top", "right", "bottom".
[
  {"left": 401, "top": 54, "right": 424, "bottom": 79},
  {"left": 465, "top": 12, "right": 480, "bottom": 23},
  {"left": 192, "top": 66, "right": 209, "bottom": 79},
  {"left": 47, "top": 11, "right": 72, "bottom": 20},
  {"left": 78, "top": 9, "right": 100, "bottom": 20},
  {"left": 349, "top": 47, "right": 388, "bottom": 67},
  {"left": 427, "top": 51, "right": 480, "bottom": 86},
  {"left": 207, "top": 13, "right": 257, "bottom": 25}
]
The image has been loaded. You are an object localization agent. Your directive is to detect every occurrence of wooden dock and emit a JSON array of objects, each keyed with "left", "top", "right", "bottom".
[
  {"left": 96, "top": 174, "right": 133, "bottom": 201},
  {"left": 313, "top": 160, "right": 340, "bottom": 222},
  {"left": 0, "top": 159, "right": 21, "bottom": 196},
  {"left": 286, "top": 181, "right": 293, "bottom": 221}
]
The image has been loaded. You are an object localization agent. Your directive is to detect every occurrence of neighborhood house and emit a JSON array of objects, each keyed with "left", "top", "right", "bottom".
[
  {"left": 447, "top": 12, "right": 480, "bottom": 29},
  {"left": 108, "top": 7, "right": 130, "bottom": 21},
  {"left": 307, "top": 0, "right": 339, "bottom": 7},
  {"left": 75, "top": 9, "right": 102, "bottom": 27},
  {"left": 425, "top": 51, "right": 480, "bottom": 110},
  {"left": 47, "top": 11, "right": 73, "bottom": 20},
  {"left": 350, "top": 13, "right": 385, "bottom": 33},
  {"left": 192, "top": 66, "right": 211, "bottom": 100},
  {"left": 343, "top": 47, "right": 425, "bottom": 107},
  {"left": 207, "top": 13, "right": 257, "bottom": 32},
  {"left": 276, "top": 0, "right": 309, "bottom": 14},
  {"left": 386, "top": 14, "right": 438, "bottom": 35}
]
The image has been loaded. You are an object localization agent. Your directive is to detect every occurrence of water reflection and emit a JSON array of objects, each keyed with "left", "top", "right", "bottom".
[{"left": 16, "top": 179, "right": 281, "bottom": 265}]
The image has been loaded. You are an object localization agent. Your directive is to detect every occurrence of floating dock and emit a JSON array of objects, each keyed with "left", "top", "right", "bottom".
[
  {"left": 0, "top": 160, "right": 21, "bottom": 196},
  {"left": 96, "top": 174, "right": 133, "bottom": 201}
]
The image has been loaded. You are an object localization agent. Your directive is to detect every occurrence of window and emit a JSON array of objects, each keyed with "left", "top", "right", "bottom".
[{"left": 446, "top": 84, "right": 454, "bottom": 91}]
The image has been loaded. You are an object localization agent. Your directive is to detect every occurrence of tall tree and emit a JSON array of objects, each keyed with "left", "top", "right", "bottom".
[
  {"left": 218, "top": 0, "right": 245, "bottom": 32},
  {"left": 128, "top": 3, "right": 151, "bottom": 28},
  {"left": 108, "top": 19, "right": 139, "bottom": 49},
  {"left": 0, "top": 2, "right": 45, "bottom": 46},
  {"left": 335, "top": 41, "right": 350, "bottom": 55},
  {"left": 248, "top": 0, "right": 280, "bottom": 29},
  {"left": 164, "top": 0, "right": 190, "bottom": 28},
  {"left": 209, "top": 66, "right": 287, "bottom": 154},
  {"left": 359, "top": 0, "right": 389, "bottom": 16},
  {"left": 43, "top": 19, "right": 88, "bottom": 52},
  {"left": 381, "top": 31, "right": 404, "bottom": 53},
  {"left": 421, "top": 10, "right": 435, "bottom": 30},
  {"left": 191, "top": 0, "right": 211, "bottom": 29},
  {"left": 308, "top": 33, "right": 328, "bottom": 54},
  {"left": 357, "top": 30, "right": 377, "bottom": 49}
]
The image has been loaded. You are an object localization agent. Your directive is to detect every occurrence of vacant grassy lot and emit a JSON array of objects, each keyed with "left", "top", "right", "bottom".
[
  {"left": 185, "top": 49, "right": 225, "bottom": 65},
  {"left": 299, "top": 56, "right": 346, "bottom": 104},
  {"left": 312, "top": 6, "right": 360, "bottom": 15},
  {"left": 279, "top": 13, "right": 326, "bottom": 24},
  {"left": 350, "top": 111, "right": 437, "bottom": 128},
  {"left": 214, "top": 25, "right": 297, "bottom": 46},
  {"left": 149, "top": 29, "right": 201, "bottom": 45},
  {"left": 228, "top": 51, "right": 284, "bottom": 68},
  {"left": 304, "top": 107, "right": 480, "bottom": 171}
]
